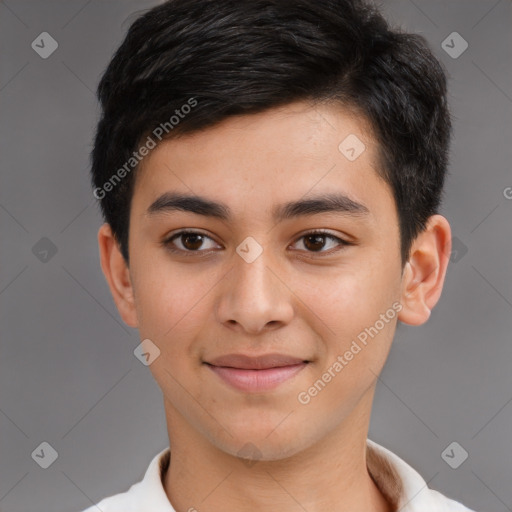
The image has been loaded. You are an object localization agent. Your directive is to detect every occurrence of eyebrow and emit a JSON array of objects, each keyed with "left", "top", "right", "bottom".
[{"left": 146, "top": 191, "right": 370, "bottom": 222}]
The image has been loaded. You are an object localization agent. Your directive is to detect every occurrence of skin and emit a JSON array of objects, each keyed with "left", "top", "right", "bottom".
[{"left": 98, "top": 100, "right": 451, "bottom": 512}]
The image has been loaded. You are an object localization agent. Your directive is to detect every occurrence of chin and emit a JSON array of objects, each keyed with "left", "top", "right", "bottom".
[{"left": 210, "top": 421, "right": 314, "bottom": 462}]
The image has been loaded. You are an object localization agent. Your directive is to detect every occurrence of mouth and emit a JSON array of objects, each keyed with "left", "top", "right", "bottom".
[{"left": 203, "top": 353, "right": 310, "bottom": 393}]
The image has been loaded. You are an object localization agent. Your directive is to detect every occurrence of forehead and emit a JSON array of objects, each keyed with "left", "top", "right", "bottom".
[{"left": 131, "top": 100, "right": 395, "bottom": 227}]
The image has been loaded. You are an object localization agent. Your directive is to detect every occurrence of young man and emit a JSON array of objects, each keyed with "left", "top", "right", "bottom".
[{"left": 83, "top": 0, "right": 476, "bottom": 510}]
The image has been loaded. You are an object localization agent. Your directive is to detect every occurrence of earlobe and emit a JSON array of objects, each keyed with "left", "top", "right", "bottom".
[
  {"left": 398, "top": 215, "right": 451, "bottom": 326},
  {"left": 97, "top": 223, "right": 139, "bottom": 328}
]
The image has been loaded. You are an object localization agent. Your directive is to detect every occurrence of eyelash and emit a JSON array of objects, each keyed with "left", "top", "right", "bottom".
[{"left": 161, "top": 229, "right": 352, "bottom": 258}]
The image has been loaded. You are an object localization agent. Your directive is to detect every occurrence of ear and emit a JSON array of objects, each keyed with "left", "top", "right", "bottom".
[
  {"left": 97, "top": 223, "right": 138, "bottom": 328},
  {"left": 398, "top": 214, "right": 452, "bottom": 326}
]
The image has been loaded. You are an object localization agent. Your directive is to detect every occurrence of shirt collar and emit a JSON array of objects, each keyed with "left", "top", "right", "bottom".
[
  {"left": 366, "top": 438, "right": 448, "bottom": 511},
  {"left": 138, "top": 439, "right": 450, "bottom": 512}
]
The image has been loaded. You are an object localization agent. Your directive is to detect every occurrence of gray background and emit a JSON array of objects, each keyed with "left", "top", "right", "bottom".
[{"left": 0, "top": 1, "right": 511, "bottom": 511}]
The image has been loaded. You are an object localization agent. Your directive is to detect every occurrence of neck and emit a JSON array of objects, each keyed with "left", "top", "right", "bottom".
[{"left": 162, "top": 389, "right": 392, "bottom": 512}]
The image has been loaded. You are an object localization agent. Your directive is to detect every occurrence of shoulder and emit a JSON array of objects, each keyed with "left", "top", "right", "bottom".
[
  {"left": 79, "top": 447, "right": 172, "bottom": 512},
  {"left": 81, "top": 480, "right": 145, "bottom": 512},
  {"left": 428, "top": 488, "right": 477, "bottom": 511},
  {"left": 366, "top": 438, "right": 477, "bottom": 512}
]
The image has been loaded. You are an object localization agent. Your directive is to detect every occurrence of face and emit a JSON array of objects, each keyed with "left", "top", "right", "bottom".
[{"left": 118, "top": 101, "right": 408, "bottom": 459}]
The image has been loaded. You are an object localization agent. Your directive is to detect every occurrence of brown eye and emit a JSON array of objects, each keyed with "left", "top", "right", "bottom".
[
  {"left": 291, "top": 231, "right": 350, "bottom": 254},
  {"left": 163, "top": 231, "right": 220, "bottom": 254},
  {"left": 303, "top": 234, "right": 329, "bottom": 252},
  {"left": 179, "top": 233, "right": 205, "bottom": 250}
]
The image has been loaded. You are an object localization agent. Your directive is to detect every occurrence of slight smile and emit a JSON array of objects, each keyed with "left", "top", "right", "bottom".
[{"left": 203, "top": 353, "right": 310, "bottom": 393}]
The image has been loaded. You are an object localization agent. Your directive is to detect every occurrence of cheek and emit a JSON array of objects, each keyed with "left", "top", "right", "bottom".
[
  {"left": 132, "top": 260, "right": 232, "bottom": 390},
  {"left": 295, "top": 269, "right": 399, "bottom": 418},
  {"left": 298, "top": 260, "right": 399, "bottom": 364},
  {"left": 133, "top": 269, "right": 210, "bottom": 400},
  {"left": 308, "top": 265, "right": 380, "bottom": 322},
  {"left": 132, "top": 260, "right": 205, "bottom": 354}
]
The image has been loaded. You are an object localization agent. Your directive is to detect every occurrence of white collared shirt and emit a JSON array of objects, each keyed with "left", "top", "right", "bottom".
[{"left": 81, "top": 438, "right": 476, "bottom": 512}]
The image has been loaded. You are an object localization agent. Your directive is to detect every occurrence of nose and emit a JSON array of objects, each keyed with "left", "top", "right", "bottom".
[{"left": 215, "top": 244, "right": 294, "bottom": 335}]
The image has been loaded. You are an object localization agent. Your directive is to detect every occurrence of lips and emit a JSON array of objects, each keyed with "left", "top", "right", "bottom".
[
  {"left": 204, "top": 353, "right": 309, "bottom": 392},
  {"left": 206, "top": 353, "right": 308, "bottom": 370}
]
